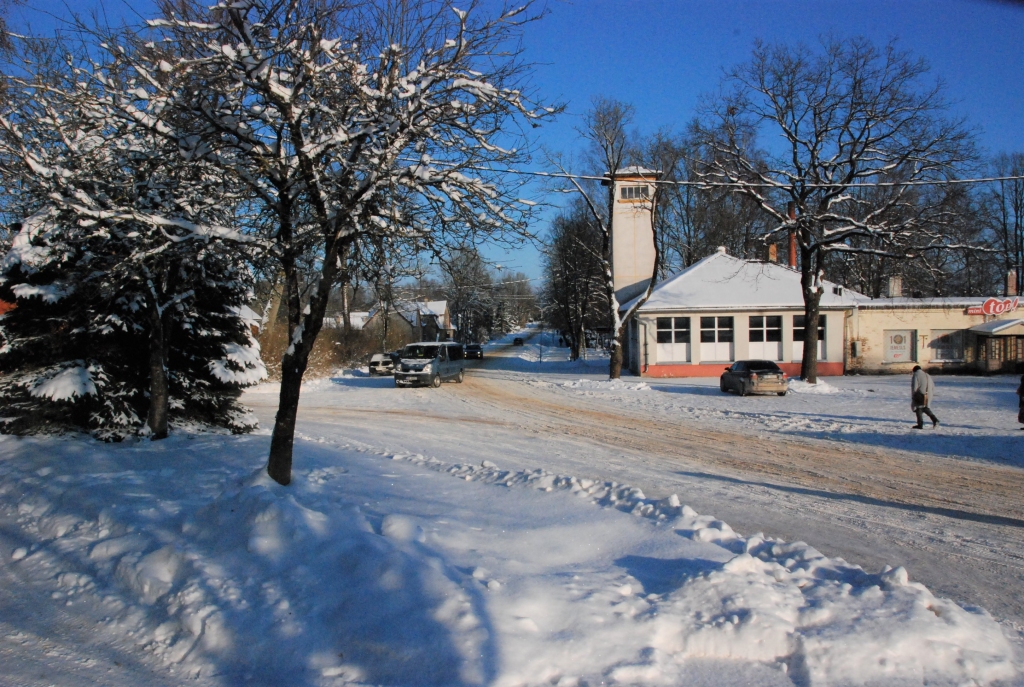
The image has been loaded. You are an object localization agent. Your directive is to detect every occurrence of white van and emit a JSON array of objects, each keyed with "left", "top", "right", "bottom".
[{"left": 393, "top": 342, "right": 465, "bottom": 388}]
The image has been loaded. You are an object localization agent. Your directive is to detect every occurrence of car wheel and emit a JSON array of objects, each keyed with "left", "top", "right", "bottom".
[
  {"left": 456, "top": 369, "right": 464, "bottom": 383},
  {"left": 431, "top": 374, "right": 441, "bottom": 388},
  {"left": 777, "top": 391, "right": 787, "bottom": 397},
  {"left": 720, "top": 378, "right": 728, "bottom": 393}
]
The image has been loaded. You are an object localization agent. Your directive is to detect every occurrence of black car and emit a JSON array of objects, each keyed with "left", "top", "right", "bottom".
[
  {"left": 465, "top": 343, "right": 484, "bottom": 359},
  {"left": 720, "top": 360, "right": 788, "bottom": 396},
  {"left": 512, "top": 337, "right": 525, "bottom": 346}
]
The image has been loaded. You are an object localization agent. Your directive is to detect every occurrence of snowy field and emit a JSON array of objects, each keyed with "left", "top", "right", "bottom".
[{"left": 0, "top": 330, "right": 1022, "bottom": 686}]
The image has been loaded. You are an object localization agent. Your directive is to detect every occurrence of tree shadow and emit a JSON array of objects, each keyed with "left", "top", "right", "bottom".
[
  {"left": 675, "top": 469, "right": 1024, "bottom": 529},
  {"left": 0, "top": 436, "right": 498, "bottom": 686},
  {"left": 328, "top": 373, "right": 396, "bottom": 389}
]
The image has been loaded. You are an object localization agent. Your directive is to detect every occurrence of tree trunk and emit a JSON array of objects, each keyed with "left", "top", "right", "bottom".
[
  {"left": 800, "top": 244, "right": 823, "bottom": 384},
  {"left": 146, "top": 306, "right": 169, "bottom": 440},
  {"left": 266, "top": 234, "right": 347, "bottom": 485},
  {"left": 267, "top": 350, "right": 307, "bottom": 485},
  {"left": 609, "top": 328, "right": 625, "bottom": 378}
]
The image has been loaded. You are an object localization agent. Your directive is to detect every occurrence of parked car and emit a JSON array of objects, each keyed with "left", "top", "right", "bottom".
[
  {"left": 368, "top": 353, "right": 395, "bottom": 376},
  {"left": 512, "top": 337, "right": 525, "bottom": 346},
  {"left": 465, "top": 343, "right": 484, "bottom": 359},
  {"left": 720, "top": 360, "right": 788, "bottom": 396},
  {"left": 394, "top": 342, "right": 465, "bottom": 388}
]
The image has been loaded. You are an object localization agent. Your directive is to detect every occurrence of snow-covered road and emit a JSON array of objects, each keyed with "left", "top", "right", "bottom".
[
  {"left": 1, "top": 332, "right": 1022, "bottom": 685},
  {"left": 245, "top": 338, "right": 1024, "bottom": 641}
]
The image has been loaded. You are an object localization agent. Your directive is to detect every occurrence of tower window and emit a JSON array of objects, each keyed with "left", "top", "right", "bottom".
[{"left": 620, "top": 185, "right": 650, "bottom": 201}]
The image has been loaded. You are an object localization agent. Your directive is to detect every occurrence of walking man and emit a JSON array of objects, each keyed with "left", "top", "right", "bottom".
[{"left": 911, "top": 365, "right": 939, "bottom": 429}]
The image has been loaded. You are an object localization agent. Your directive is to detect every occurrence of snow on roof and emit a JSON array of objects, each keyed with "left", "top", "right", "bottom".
[
  {"left": 625, "top": 250, "right": 868, "bottom": 313},
  {"left": 857, "top": 297, "right": 985, "bottom": 309},
  {"left": 969, "top": 318, "right": 1024, "bottom": 335},
  {"left": 419, "top": 300, "right": 447, "bottom": 316},
  {"left": 612, "top": 166, "right": 660, "bottom": 178}
]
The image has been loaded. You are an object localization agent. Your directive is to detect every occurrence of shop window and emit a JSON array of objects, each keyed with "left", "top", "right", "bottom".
[
  {"left": 929, "top": 330, "right": 964, "bottom": 362},
  {"left": 700, "top": 316, "right": 734, "bottom": 362},
  {"left": 749, "top": 315, "right": 783, "bottom": 361},
  {"left": 656, "top": 317, "right": 690, "bottom": 362},
  {"left": 883, "top": 329, "right": 916, "bottom": 363},
  {"left": 620, "top": 185, "right": 650, "bottom": 201},
  {"left": 793, "top": 314, "right": 826, "bottom": 361}
]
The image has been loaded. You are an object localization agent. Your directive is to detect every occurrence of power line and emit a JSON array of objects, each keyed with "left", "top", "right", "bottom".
[{"left": 401, "top": 159, "right": 1024, "bottom": 189}]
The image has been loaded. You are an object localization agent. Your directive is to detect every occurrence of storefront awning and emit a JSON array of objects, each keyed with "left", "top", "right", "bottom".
[{"left": 969, "top": 318, "right": 1024, "bottom": 335}]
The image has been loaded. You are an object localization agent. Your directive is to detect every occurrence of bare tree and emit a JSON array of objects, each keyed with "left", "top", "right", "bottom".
[
  {"left": 991, "top": 152, "right": 1024, "bottom": 295},
  {"left": 542, "top": 201, "right": 607, "bottom": 359},
  {"left": 694, "top": 37, "right": 975, "bottom": 382},
  {"left": 558, "top": 97, "right": 674, "bottom": 378}
]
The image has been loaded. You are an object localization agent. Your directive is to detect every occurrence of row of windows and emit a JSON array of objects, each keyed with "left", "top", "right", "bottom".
[
  {"left": 620, "top": 185, "right": 650, "bottom": 200},
  {"left": 656, "top": 315, "right": 826, "bottom": 344}
]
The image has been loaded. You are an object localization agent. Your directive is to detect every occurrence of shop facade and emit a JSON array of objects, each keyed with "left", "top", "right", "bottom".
[{"left": 846, "top": 298, "right": 1024, "bottom": 374}]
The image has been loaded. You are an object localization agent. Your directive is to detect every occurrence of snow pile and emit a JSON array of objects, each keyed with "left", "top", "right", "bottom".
[
  {"left": 561, "top": 378, "right": 651, "bottom": 392},
  {"left": 788, "top": 378, "right": 842, "bottom": 394},
  {"left": 0, "top": 432, "right": 1017, "bottom": 686}
]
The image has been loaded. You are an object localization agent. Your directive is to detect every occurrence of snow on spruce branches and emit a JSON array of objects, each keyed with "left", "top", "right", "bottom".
[{"left": 0, "top": 37, "right": 265, "bottom": 439}]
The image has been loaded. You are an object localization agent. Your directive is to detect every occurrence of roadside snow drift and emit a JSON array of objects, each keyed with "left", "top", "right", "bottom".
[{"left": 0, "top": 429, "right": 1016, "bottom": 686}]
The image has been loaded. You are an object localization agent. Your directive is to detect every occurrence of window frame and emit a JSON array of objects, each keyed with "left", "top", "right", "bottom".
[
  {"left": 620, "top": 185, "right": 650, "bottom": 201},
  {"left": 928, "top": 329, "right": 964, "bottom": 362}
]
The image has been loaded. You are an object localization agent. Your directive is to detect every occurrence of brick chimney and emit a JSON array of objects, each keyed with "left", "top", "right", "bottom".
[
  {"left": 1008, "top": 269, "right": 1018, "bottom": 297},
  {"left": 887, "top": 276, "right": 903, "bottom": 298}
]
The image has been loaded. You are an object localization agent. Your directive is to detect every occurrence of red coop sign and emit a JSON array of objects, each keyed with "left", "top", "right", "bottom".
[{"left": 966, "top": 297, "right": 1020, "bottom": 316}]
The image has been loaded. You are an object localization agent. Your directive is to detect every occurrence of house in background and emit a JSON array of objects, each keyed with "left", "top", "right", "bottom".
[
  {"left": 623, "top": 248, "right": 864, "bottom": 377},
  {"left": 361, "top": 300, "right": 455, "bottom": 350}
]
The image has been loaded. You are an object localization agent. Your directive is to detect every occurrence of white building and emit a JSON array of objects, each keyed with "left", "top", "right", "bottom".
[{"left": 623, "top": 248, "right": 864, "bottom": 377}]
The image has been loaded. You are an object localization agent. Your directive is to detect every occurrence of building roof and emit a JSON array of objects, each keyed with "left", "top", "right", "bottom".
[
  {"left": 419, "top": 301, "right": 448, "bottom": 317},
  {"left": 612, "top": 166, "right": 660, "bottom": 179},
  {"left": 624, "top": 248, "right": 868, "bottom": 313},
  {"left": 856, "top": 297, "right": 985, "bottom": 309},
  {"left": 969, "top": 318, "right": 1024, "bottom": 335}
]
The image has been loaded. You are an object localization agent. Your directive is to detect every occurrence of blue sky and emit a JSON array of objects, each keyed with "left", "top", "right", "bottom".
[{"left": 11, "top": 0, "right": 1024, "bottom": 282}]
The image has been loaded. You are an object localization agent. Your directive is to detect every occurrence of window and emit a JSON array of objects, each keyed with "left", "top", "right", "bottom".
[
  {"left": 446, "top": 344, "right": 464, "bottom": 361},
  {"left": 620, "top": 185, "right": 650, "bottom": 201},
  {"left": 656, "top": 317, "right": 690, "bottom": 343},
  {"left": 929, "top": 330, "right": 963, "bottom": 362},
  {"left": 749, "top": 315, "right": 783, "bottom": 360},
  {"left": 792, "top": 314, "right": 826, "bottom": 361},
  {"left": 656, "top": 316, "right": 691, "bottom": 362},
  {"left": 700, "top": 316, "right": 734, "bottom": 361}
]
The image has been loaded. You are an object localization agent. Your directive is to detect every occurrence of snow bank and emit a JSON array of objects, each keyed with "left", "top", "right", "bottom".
[
  {"left": 561, "top": 378, "right": 651, "bottom": 392},
  {"left": 788, "top": 379, "right": 841, "bottom": 394},
  {"left": 0, "top": 431, "right": 1017, "bottom": 686}
]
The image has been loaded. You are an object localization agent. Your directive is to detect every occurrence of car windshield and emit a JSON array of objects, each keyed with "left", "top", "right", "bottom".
[
  {"left": 466, "top": 344, "right": 481, "bottom": 349},
  {"left": 746, "top": 360, "right": 782, "bottom": 372},
  {"left": 400, "top": 345, "right": 439, "bottom": 359}
]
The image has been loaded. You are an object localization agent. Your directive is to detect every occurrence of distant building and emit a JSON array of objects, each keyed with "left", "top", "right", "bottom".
[
  {"left": 610, "top": 182, "right": 1024, "bottom": 376},
  {"left": 361, "top": 300, "right": 455, "bottom": 349}
]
